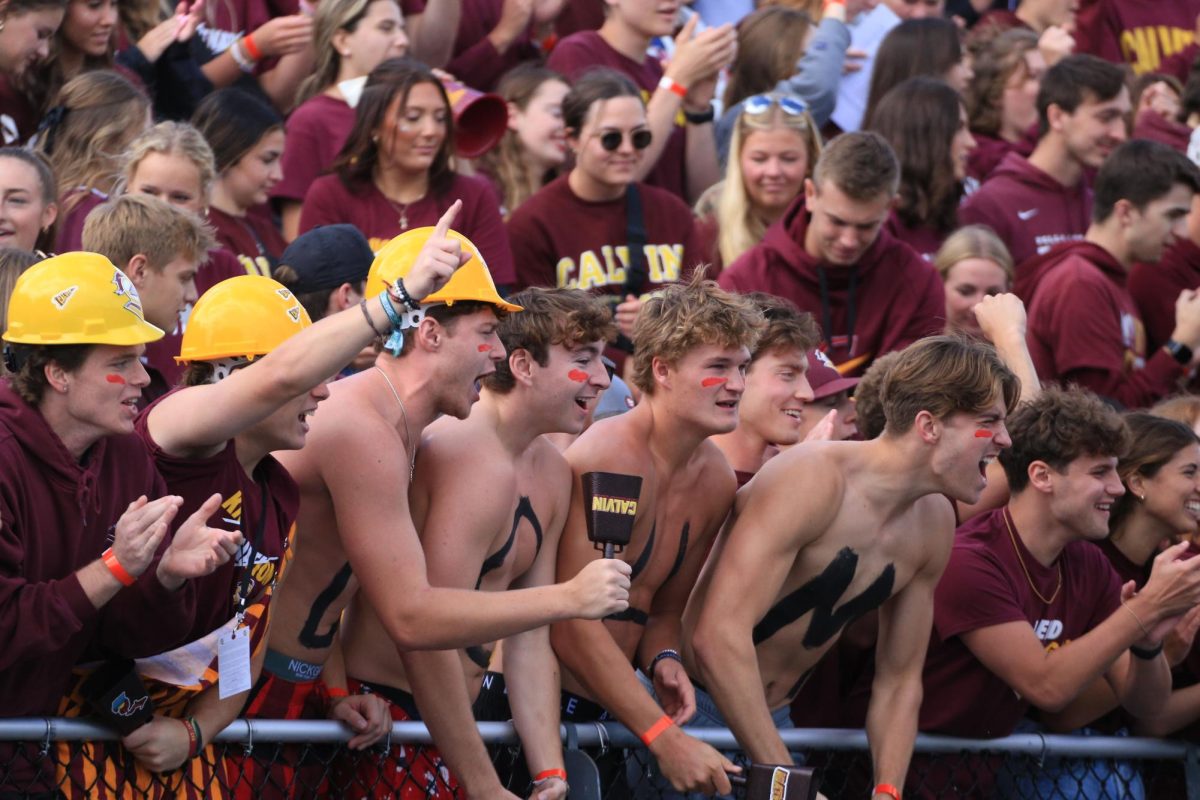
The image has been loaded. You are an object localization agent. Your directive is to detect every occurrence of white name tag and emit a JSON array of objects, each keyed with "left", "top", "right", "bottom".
[{"left": 218, "top": 626, "right": 252, "bottom": 700}]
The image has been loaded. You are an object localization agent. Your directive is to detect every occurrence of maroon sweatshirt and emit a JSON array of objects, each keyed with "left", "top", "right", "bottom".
[
  {"left": 959, "top": 151, "right": 1092, "bottom": 268},
  {"left": 1129, "top": 237, "right": 1200, "bottom": 356},
  {"left": 717, "top": 196, "right": 944, "bottom": 376},
  {"left": 1019, "top": 240, "right": 1185, "bottom": 408},
  {"left": 1132, "top": 109, "right": 1192, "bottom": 153},
  {"left": 447, "top": 0, "right": 540, "bottom": 92},
  {"left": 0, "top": 383, "right": 196, "bottom": 789},
  {"left": 1075, "top": 0, "right": 1200, "bottom": 76},
  {"left": 965, "top": 131, "right": 1034, "bottom": 185}
]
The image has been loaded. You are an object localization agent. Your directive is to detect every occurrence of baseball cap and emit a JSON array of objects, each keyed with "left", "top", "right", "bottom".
[
  {"left": 808, "top": 350, "right": 859, "bottom": 400},
  {"left": 279, "top": 224, "right": 374, "bottom": 294}
]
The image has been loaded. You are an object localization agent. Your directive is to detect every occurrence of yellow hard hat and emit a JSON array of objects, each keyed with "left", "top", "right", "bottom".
[
  {"left": 177, "top": 275, "right": 312, "bottom": 363},
  {"left": 367, "top": 227, "right": 523, "bottom": 313},
  {"left": 3, "top": 251, "right": 164, "bottom": 346}
]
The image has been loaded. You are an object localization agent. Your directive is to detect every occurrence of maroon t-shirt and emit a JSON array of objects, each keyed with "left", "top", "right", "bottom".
[
  {"left": 272, "top": 94, "right": 356, "bottom": 205},
  {"left": 692, "top": 214, "right": 723, "bottom": 275},
  {"left": 1129, "top": 238, "right": 1200, "bottom": 356},
  {"left": 1075, "top": 0, "right": 1200, "bottom": 76},
  {"left": 55, "top": 189, "right": 109, "bottom": 253},
  {"left": 300, "top": 172, "right": 516, "bottom": 285},
  {"left": 1021, "top": 241, "right": 1185, "bottom": 408},
  {"left": 135, "top": 393, "right": 299, "bottom": 643},
  {"left": 447, "top": 0, "right": 540, "bottom": 92},
  {"left": 208, "top": 205, "right": 289, "bottom": 278},
  {"left": 0, "top": 76, "right": 38, "bottom": 145},
  {"left": 548, "top": 31, "right": 689, "bottom": 199},
  {"left": 959, "top": 152, "right": 1091, "bottom": 268},
  {"left": 717, "top": 196, "right": 944, "bottom": 376},
  {"left": 1133, "top": 109, "right": 1192, "bottom": 153},
  {"left": 918, "top": 507, "right": 1122, "bottom": 738},
  {"left": 508, "top": 175, "right": 701, "bottom": 296}
]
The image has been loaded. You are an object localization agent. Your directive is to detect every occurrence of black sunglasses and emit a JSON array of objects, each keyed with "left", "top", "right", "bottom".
[{"left": 597, "top": 129, "right": 652, "bottom": 152}]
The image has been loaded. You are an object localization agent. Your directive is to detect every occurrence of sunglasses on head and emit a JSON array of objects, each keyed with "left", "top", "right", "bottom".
[
  {"left": 744, "top": 94, "right": 809, "bottom": 117},
  {"left": 597, "top": 129, "right": 653, "bottom": 152}
]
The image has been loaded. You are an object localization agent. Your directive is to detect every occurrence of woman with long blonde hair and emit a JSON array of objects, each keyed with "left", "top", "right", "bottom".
[
  {"left": 272, "top": 0, "right": 407, "bottom": 240},
  {"left": 698, "top": 93, "right": 820, "bottom": 271},
  {"left": 33, "top": 68, "right": 149, "bottom": 251}
]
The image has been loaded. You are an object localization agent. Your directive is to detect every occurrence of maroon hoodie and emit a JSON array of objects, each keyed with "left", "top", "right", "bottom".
[
  {"left": 0, "top": 382, "right": 196, "bottom": 790},
  {"left": 959, "top": 151, "right": 1092, "bottom": 268},
  {"left": 1129, "top": 237, "right": 1200, "bottom": 356},
  {"left": 1019, "top": 241, "right": 1185, "bottom": 408},
  {"left": 965, "top": 131, "right": 1035, "bottom": 185},
  {"left": 717, "top": 196, "right": 944, "bottom": 376},
  {"left": 1075, "top": 0, "right": 1200, "bottom": 76},
  {"left": 1132, "top": 109, "right": 1192, "bottom": 153}
]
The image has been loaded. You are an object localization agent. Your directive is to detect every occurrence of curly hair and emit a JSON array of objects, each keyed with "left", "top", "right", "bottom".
[
  {"left": 629, "top": 271, "right": 764, "bottom": 395},
  {"left": 483, "top": 287, "right": 616, "bottom": 394},
  {"left": 853, "top": 350, "right": 902, "bottom": 440},
  {"left": 744, "top": 292, "right": 820, "bottom": 362},
  {"left": 998, "top": 385, "right": 1130, "bottom": 493}
]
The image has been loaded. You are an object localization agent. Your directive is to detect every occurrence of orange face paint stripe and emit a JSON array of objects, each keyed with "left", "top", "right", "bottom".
[
  {"left": 568, "top": 369, "right": 588, "bottom": 383},
  {"left": 701, "top": 377, "right": 727, "bottom": 388}
]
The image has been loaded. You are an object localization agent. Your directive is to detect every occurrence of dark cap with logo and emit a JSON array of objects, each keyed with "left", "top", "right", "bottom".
[{"left": 279, "top": 224, "right": 374, "bottom": 294}]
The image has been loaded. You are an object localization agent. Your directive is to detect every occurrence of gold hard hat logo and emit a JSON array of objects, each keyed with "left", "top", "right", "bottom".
[{"left": 770, "top": 767, "right": 789, "bottom": 800}]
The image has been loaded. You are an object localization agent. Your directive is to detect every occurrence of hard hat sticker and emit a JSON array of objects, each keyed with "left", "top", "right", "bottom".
[
  {"left": 51, "top": 285, "right": 79, "bottom": 310},
  {"left": 111, "top": 270, "right": 145, "bottom": 320},
  {"left": 287, "top": 305, "right": 302, "bottom": 323}
]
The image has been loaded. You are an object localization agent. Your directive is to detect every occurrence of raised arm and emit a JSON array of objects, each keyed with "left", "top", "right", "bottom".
[{"left": 147, "top": 202, "right": 468, "bottom": 457}]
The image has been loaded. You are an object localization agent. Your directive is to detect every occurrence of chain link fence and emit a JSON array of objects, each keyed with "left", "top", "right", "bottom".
[{"left": 0, "top": 719, "right": 1197, "bottom": 799}]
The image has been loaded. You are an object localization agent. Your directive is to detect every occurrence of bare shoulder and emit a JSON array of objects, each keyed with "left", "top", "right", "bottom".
[
  {"left": 743, "top": 441, "right": 849, "bottom": 522},
  {"left": 564, "top": 411, "right": 649, "bottom": 474},
  {"left": 294, "top": 377, "right": 403, "bottom": 484},
  {"left": 691, "top": 439, "right": 738, "bottom": 505},
  {"left": 912, "top": 493, "right": 957, "bottom": 574},
  {"left": 529, "top": 436, "right": 572, "bottom": 494},
  {"left": 418, "top": 415, "right": 507, "bottom": 482}
]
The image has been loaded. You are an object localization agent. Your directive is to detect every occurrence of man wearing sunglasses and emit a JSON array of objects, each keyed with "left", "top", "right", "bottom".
[{"left": 718, "top": 131, "right": 943, "bottom": 376}]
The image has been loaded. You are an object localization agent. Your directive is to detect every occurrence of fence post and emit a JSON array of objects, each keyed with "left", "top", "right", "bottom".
[{"left": 1186, "top": 745, "right": 1200, "bottom": 800}]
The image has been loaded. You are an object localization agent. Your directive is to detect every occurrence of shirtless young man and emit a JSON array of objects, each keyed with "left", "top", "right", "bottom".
[
  {"left": 262, "top": 223, "right": 632, "bottom": 780},
  {"left": 338, "top": 287, "right": 619, "bottom": 799},
  {"left": 551, "top": 274, "right": 764, "bottom": 796},
  {"left": 683, "top": 335, "right": 1021, "bottom": 800}
]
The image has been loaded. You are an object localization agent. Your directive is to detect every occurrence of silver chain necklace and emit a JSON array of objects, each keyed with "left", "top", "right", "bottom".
[{"left": 374, "top": 365, "right": 415, "bottom": 482}]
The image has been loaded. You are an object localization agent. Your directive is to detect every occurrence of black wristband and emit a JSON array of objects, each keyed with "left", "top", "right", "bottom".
[
  {"left": 647, "top": 648, "right": 683, "bottom": 677},
  {"left": 1130, "top": 642, "right": 1164, "bottom": 660},
  {"left": 391, "top": 277, "right": 418, "bottom": 311},
  {"left": 684, "top": 104, "right": 715, "bottom": 125},
  {"left": 1164, "top": 339, "right": 1193, "bottom": 365}
]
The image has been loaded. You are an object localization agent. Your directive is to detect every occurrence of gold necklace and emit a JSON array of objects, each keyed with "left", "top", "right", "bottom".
[
  {"left": 374, "top": 365, "right": 415, "bottom": 482},
  {"left": 1004, "top": 507, "right": 1062, "bottom": 605}
]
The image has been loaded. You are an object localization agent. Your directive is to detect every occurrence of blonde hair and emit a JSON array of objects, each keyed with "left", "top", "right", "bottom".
[
  {"left": 120, "top": 121, "right": 217, "bottom": 203},
  {"left": 1151, "top": 395, "right": 1200, "bottom": 429},
  {"left": 82, "top": 194, "right": 215, "bottom": 271},
  {"left": 35, "top": 70, "right": 149, "bottom": 218},
  {"left": 630, "top": 270, "right": 764, "bottom": 395},
  {"left": 932, "top": 224, "right": 1014, "bottom": 284},
  {"left": 715, "top": 97, "right": 821, "bottom": 266},
  {"left": 295, "top": 0, "right": 391, "bottom": 107}
]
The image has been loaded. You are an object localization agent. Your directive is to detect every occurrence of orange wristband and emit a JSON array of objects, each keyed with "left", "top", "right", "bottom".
[
  {"left": 327, "top": 687, "right": 349, "bottom": 698},
  {"left": 874, "top": 783, "right": 902, "bottom": 800},
  {"left": 657, "top": 76, "right": 688, "bottom": 98},
  {"left": 533, "top": 769, "right": 567, "bottom": 783},
  {"left": 639, "top": 714, "right": 673, "bottom": 745},
  {"left": 242, "top": 33, "right": 262, "bottom": 61},
  {"left": 101, "top": 548, "right": 136, "bottom": 587}
]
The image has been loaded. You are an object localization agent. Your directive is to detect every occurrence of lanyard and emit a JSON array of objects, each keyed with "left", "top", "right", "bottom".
[
  {"left": 233, "top": 478, "right": 270, "bottom": 626},
  {"left": 817, "top": 266, "right": 858, "bottom": 356}
]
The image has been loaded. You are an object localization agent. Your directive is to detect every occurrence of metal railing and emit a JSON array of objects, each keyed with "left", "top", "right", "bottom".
[{"left": 0, "top": 719, "right": 1195, "bottom": 798}]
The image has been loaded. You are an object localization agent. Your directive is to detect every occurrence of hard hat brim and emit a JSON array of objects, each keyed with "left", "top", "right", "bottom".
[{"left": 2, "top": 317, "right": 165, "bottom": 347}]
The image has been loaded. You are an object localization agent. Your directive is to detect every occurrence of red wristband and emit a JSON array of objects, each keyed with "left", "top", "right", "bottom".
[
  {"left": 101, "top": 548, "right": 136, "bottom": 587},
  {"left": 327, "top": 687, "right": 349, "bottom": 698},
  {"left": 533, "top": 769, "right": 567, "bottom": 783},
  {"left": 657, "top": 76, "right": 688, "bottom": 98},
  {"left": 183, "top": 716, "right": 202, "bottom": 759},
  {"left": 242, "top": 32, "right": 262, "bottom": 61},
  {"left": 639, "top": 714, "right": 673, "bottom": 746},
  {"left": 874, "top": 783, "right": 902, "bottom": 800}
]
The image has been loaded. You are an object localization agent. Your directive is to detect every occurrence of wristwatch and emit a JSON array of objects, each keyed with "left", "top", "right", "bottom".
[{"left": 1164, "top": 338, "right": 1193, "bottom": 365}]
